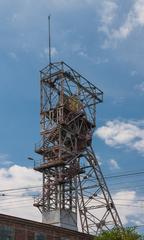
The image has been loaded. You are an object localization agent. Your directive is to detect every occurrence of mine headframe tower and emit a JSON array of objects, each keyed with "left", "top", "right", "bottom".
[{"left": 33, "top": 61, "right": 122, "bottom": 235}]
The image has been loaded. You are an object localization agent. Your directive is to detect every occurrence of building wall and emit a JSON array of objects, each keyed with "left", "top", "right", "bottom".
[{"left": 0, "top": 214, "right": 93, "bottom": 240}]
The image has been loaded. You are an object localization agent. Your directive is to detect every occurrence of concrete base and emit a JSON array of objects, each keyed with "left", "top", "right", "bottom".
[{"left": 42, "top": 209, "right": 77, "bottom": 231}]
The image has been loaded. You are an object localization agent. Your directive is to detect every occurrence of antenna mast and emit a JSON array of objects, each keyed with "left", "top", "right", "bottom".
[{"left": 48, "top": 15, "right": 51, "bottom": 64}]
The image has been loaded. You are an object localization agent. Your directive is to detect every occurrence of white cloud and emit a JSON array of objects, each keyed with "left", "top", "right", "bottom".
[
  {"left": 98, "top": 0, "right": 118, "bottom": 26},
  {"left": 78, "top": 51, "right": 87, "bottom": 57},
  {"left": 95, "top": 120, "right": 144, "bottom": 154},
  {"left": 3, "top": 0, "right": 144, "bottom": 50},
  {"left": 0, "top": 165, "right": 144, "bottom": 228},
  {"left": 0, "top": 154, "right": 13, "bottom": 166},
  {"left": 95, "top": 154, "right": 102, "bottom": 166},
  {"left": 131, "top": 70, "right": 137, "bottom": 77},
  {"left": 100, "top": 0, "right": 144, "bottom": 47},
  {"left": 97, "top": 0, "right": 118, "bottom": 39},
  {"left": 9, "top": 52, "right": 17, "bottom": 60},
  {"left": 113, "top": 190, "right": 144, "bottom": 225},
  {"left": 112, "top": 0, "right": 144, "bottom": 39},
  {"left": 80, "top": 189, "right": 144, "bottom": 227},
  {"left": 109, "top": 159, "right": 120, "bottom": 170},
  {"left": 135, "top": 82, "right": 144, "bottom": 92},
  {"left": 44, "top": 47, "right": 58, "bottom": 57},
  {"left": 133, "top": 139, "right": 144, "bottom": 152},
  {"left": 0, "top": 165, "right": 42, "bottom": 221},
  {"left": 51, "top": 47, "right": 58, "bottom": 56}
]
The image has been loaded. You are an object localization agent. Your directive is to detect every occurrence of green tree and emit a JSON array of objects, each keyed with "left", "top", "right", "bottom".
[{"left": 93, "top": 227, "right": 144, "bottom": 240}]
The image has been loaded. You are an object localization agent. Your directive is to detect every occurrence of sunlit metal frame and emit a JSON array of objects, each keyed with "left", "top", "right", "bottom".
[{"left": 33, "top": 61, "right": 122, "bottom": 235}]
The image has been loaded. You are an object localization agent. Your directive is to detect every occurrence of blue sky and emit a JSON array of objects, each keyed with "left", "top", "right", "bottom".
[{"left": 0, "top": 0, "right": 144, "bottom": 231}]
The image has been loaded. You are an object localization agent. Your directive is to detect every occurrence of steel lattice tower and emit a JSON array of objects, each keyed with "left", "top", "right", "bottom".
[{"left": 33, "top": 61, "right": 123, "bottom": 235}]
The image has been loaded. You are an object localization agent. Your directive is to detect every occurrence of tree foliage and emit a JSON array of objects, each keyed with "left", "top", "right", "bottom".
[{"left": 94, "top": 227, "right": 144, "bottom": 240}]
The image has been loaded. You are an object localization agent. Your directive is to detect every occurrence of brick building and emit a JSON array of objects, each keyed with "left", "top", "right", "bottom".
[{"left": 0, "top": 214, "right": 93, "bottom": 240}]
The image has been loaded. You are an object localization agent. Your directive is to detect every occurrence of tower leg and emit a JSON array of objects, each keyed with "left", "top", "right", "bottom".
[{"left": 77, "top": 146, "right": 122, "bottom": 234}]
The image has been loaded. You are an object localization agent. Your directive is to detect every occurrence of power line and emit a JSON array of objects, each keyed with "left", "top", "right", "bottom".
[
  {"left": 116, "top": 203, "right": 144, "bottom": 208},
  {"left": 113, "top": 198, "right": 144, "bottom": 202},
  {"left": 0, "top": 203, "right": 35, "bottom": 211},
  {"left": 110, "top": 184, "right": 144, "bottom": 192},
  {"left": 0, "top": 185, "right": 41, "bottom": 193},
  {"left": 0, "top": 201, "right": 144, "bottom": 211},
  {"left": 135, "top": 224, "right": 144, "bottom": 228},
  {"left": 105, "top": 170, "right": 144, "bottom": 179},
  {"left": 1, "top": 182, "right": 144, "bottom": 196},
  {"left": 1, "top": 193, "right": 144, "bottom": 205},
  {"left": 0, "top": 169, "right": 144, "bottom": 195}
]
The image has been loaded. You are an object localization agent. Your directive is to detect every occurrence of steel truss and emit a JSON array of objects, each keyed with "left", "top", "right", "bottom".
[{"left": 34, "top": 61, "right": 122, "bottom": 235}]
